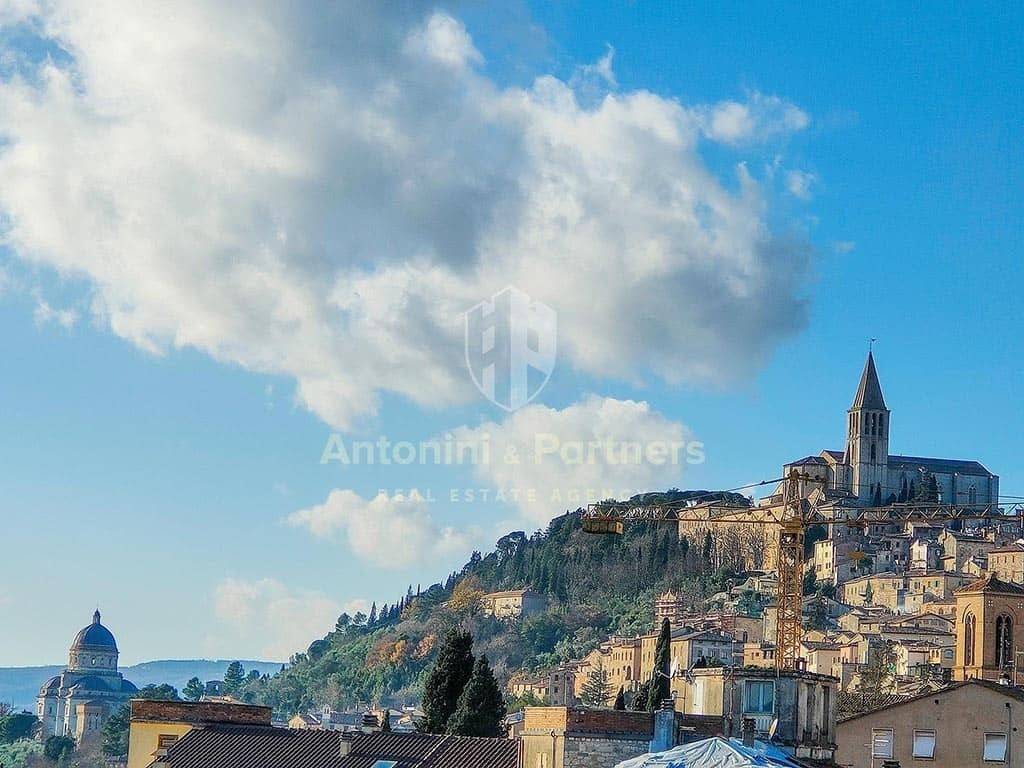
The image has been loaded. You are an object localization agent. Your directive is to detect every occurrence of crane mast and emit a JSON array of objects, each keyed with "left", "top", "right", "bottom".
[{"left": 582, "top": 470, "right": 1024, "bottom": 672}]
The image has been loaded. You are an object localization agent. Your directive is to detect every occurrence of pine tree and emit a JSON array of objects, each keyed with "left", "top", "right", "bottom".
[
  {"left": 421, "top": 628, "right": 475, "bottom": 733},
  {"left": 223, "top": 661, "right": 245, "bottom": 694},
  {"left": 446, "top": 655, "right": 507, "bottom": 737},
  {"left": 101, "top": 704, "right": 130, "bottom": 757},
  {"left": 646, "top": 617, "right": 672, "bottom": 711},
  {"left": 183, "top": 677, "right": 205, "bottom": 702},
  {"left": 579, "top": 660, "right": 613, "bottom": 707},
  {"left": 368, "top": 602, "right": 378, "bottom": 625}
]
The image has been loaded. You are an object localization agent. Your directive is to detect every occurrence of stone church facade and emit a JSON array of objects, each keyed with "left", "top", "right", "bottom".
[
  {"left": 780, "top": 351, "right": 998, "bottom": 507},
  {"left": 37, "top": 610, "right": 138, "bottom": 740}
]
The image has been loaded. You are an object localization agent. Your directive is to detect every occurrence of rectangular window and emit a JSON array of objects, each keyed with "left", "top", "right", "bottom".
[
  {"left": 913, "top": 730, "right": 936, "bottom": 758},
  {"left": 745, "top": 681, "right": 774, "bottom": 714},
  {"left": 157, "top": 735, "right": 179, "bottom": 750},
  {"left": 984, "top": 733, "right": 1007, "bottom": 762},
  {"left": 871, "top": 729, "right": 894, "bottom": 759}
]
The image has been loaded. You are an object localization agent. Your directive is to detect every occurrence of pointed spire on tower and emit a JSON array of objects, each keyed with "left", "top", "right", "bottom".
[{"left": 851, "top": 351, "right": 887, "bottom": 410}]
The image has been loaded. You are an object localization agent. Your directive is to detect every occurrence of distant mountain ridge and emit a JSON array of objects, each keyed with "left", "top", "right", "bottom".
[{"left": 0, "top": 659, "right": 283, "bottom": 709}]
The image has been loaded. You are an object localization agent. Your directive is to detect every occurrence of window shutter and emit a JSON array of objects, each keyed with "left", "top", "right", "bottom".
[{"left": 871, "top": 729, "right": 894, "bottom": 759}]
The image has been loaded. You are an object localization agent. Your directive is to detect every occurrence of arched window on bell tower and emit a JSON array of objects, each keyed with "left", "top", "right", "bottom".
[
  {"left": 997, "top": 615, "right": 1014, "bottom": 669},
  {"left": 965, "top": 612, "right": 977, "bottom": 666}
]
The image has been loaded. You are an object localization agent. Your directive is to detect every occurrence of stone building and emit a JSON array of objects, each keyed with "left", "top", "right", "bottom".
[
  {"left": 480, "top": 588, "right": 546, "bottom": 619},
  {"left": 520, "top": 708, "right": 652, "bottom": 768},
  {"left": 670, "top": 667, "right": 837, "bottom": 762},
  {"left": 127, "top": 699, "right": 273, "bottom": 768},
  {"left": 575, "top": 627, "right": 737, "bottom": 706},
  {"left": 37, "top": 610, "right": 138, "bottom": 740},
  {"left": 774, "top": 351, "right": 998, "bottom": 507},
  {"left": 835, "top": 679, "right": 1024, "bottom": 767},
  {"left": 953, "top": 572, "right": 1024, "bottom": 682},
  {"left": 989, "top": 543, "right": 1024, "bottom": 583},
  {"left": 509, "top": 668, "right": 576, "bottom": 706},
  {"left": 654, "top": 591, "right": 687, "bottom": 628}
]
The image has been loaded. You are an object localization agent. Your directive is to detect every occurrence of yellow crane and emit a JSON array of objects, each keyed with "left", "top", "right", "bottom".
[{"left": 582, "top": 470, "right": 1024, "bottom": 672}]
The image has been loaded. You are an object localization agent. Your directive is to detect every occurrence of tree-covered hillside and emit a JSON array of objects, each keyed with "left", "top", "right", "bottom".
[{"left": 240, "top": 493, "right": 747, "bottom": 714}]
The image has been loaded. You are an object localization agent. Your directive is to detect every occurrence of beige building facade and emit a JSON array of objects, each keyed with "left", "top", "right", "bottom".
[
  {"left": 481, "top": 589, "right": 546, "bottom": 619},
  {"left": 835, "top": 680, "right": 1024, "bottom": 767}
]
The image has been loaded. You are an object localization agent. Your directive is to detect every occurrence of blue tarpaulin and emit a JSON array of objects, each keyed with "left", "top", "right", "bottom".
[{"left": 615, "top": 737, "right": 802, "bottom": 768}]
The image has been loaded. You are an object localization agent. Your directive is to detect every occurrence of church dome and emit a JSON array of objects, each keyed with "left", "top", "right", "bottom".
[{"left": 71, "top": 610, "right": 118, "bottom": 651}]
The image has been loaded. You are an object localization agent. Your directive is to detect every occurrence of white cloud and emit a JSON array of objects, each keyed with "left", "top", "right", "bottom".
[
  {"left": 404, "top": 11, "right": 482, "bottom": 70},
  {"left": 286, "top": 489, "right": 475, "bottom": 568},
  {"left": 450, "top": 395, "right": 697, "bottom": 524},
  {"left": 0, "top": 3, "right": 812, "bottom": 429},
  {"left": 209, "top": 577, "right": 350, "bottom": 660},
  {"left": 785, "top": 169, "right": 816, "bottom": 200},
  {"left": 33, "top": 296, "right": 79, "bottom": 329},
  {"left": 569, "top": 45, "right": 617, "bottom": 101},
  {"left": 701, "top": 92, "right": 810, "bottom": 145},
  {"left": 832, "top": 240, "right": 856, "bottom": 254}
]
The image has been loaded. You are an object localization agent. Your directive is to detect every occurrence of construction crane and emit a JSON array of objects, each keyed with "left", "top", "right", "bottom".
[{"left": 582, "top": 469, "right": 1024, "bottom": 672}]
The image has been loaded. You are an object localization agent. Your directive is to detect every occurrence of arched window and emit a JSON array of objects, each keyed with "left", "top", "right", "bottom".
[
  {"left": 871, "top": 443, "right": 877, "bottom": 462},
  {"left": 965, "top": 612, "right": 977, "bottom": 666},
  {"left": 878, "top": 414, "right": 885, "bottom": 435},
  {"left": 997, "top": 615, "right": 1014, "bottom": 669},
  {"left": 969, "top": 486, "right": 978, "bottom": 505}
]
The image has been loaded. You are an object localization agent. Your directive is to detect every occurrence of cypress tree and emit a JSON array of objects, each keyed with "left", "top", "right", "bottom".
[
  {"left": 421, "top": 628, "right": 474, "bottom": 733},
  {"left": 446, "top": 655, "right": 507, "bottom": 737},
  {"left": 613, "top": 687, "right": 625, "bottom": 710},
  {"left": 646, "top": 618, "right": 672, "bottom": 711}
]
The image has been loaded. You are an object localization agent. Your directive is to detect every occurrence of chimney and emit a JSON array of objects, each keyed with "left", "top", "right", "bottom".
[
  {"left": 741, "top": 718, "right": 755, "bottom": 748},
  {"left": 649, "top": 705, "right": 676, "bottom": 753},
  {"left": 339, "top": 732, "right": 354, "bottom": 757}
]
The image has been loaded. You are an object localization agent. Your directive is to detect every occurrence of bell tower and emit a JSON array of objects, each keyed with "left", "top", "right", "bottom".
[{"left": 846, "top": 351, "right": 889, "bottom": 503}]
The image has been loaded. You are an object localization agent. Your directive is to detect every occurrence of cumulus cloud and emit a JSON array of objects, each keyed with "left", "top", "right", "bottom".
[
  {"left": 286, "top": 489, "right": 476, "bottom": 568},
  {"left": 450, "top": 395, "right": 698, "bottom": 524},
  {"left": 0, "top": 2, "right": 812, "bottom": 429},
  {"left": 700, "top": 92, "right": 810, "bottom": 145},
  {"left": 209, "top": 577, "right": 351, "bottom": 659}
]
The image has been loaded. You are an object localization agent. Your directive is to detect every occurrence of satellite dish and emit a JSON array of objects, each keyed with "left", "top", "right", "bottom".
[{"left": 768, "top": 718, "right": 779, "bottom": 742}]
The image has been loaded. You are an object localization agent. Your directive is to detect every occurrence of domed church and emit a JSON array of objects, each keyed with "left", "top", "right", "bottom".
[{"left": 37, "top": 610, "right": 138, "bottom": 740}]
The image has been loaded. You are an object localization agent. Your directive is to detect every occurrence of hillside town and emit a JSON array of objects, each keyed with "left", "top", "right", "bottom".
[
  {"left": 2, "top": 4, "right": 1019, "bottom": 768},
  {"left": 3, "top": 352, "right": 1020, "bottom": 768}
]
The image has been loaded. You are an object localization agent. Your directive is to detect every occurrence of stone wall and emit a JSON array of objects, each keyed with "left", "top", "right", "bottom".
[{"left": 563, "top": 735, "right": 650, "bottom": 768}]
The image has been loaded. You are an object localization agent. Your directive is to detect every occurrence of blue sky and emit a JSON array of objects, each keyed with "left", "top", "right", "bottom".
[{"left": 0, "top": 1, "right": 1021, "bottom": 666}]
